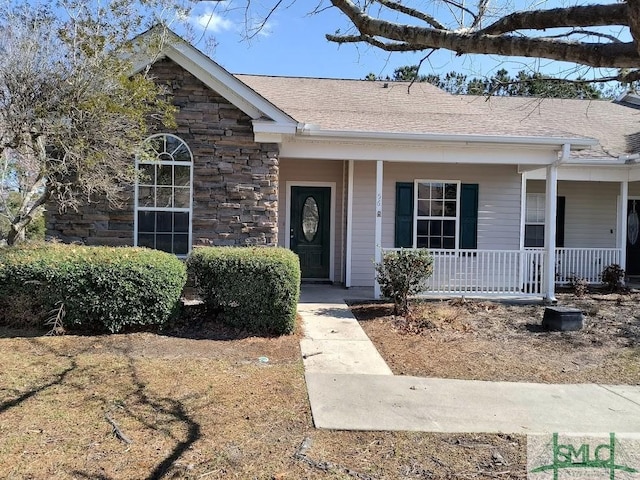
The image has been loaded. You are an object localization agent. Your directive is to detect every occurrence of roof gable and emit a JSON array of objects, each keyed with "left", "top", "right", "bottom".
[{"left": 130, "top": 27, "right": 296, "bottom": 128}]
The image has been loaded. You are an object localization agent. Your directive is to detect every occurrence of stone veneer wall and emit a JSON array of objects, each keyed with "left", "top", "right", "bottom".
[{"left": 46, "top": 58, "right": 279, "bottom": 247}]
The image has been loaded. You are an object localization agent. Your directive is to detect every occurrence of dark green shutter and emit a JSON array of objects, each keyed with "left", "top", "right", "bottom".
[
  {"left": 395, "top": 182, "right": 414, "bottom": 248},
  {"left": 460, "top": 183, "right": 479, "bottom": 249},
  {"left": 556, "top": 196, "right": 565, "bottom": 248}
]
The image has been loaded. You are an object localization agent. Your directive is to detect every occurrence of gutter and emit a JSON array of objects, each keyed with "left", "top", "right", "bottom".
[{"left": 293, "top": 126, "right": 597, "bottom": 149}]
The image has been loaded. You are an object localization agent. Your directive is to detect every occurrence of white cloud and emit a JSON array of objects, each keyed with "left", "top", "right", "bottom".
[{"left": 188, "top": 10, "right": 235, "bottom": 33}]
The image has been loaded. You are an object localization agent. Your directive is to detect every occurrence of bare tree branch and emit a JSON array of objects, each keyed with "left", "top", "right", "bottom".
[
  {"left": 376, "top": 0, "right": 445, "bottom": 30},
  {"left": 328, "top": 0, "right": 640, "bottom": 68}
]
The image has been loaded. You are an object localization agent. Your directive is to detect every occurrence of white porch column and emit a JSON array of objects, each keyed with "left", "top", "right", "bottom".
[
  {"left": 374, "top": 160, "right": 383, "bottom": 299},
  {"left": 544, "top": 164, "right": 558, "bottom": 302},
  {"left": 619, "top": 180, "right": 629, "bottom": 274},
  {"left": 345, "top": 160, "right": 354, "bottom": 287}
]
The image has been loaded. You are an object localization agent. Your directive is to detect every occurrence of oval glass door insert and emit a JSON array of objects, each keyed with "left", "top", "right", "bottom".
[{"left": 302, "top": 196, "right": 319, "bottom": 242}]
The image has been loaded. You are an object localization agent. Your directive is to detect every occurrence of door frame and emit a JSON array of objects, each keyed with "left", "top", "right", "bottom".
[
  {"left": 623, "top": 195, "right": 640, "bottom": 275},
  {"left": 285, "top": 181, "right": 336, "bottom": 282}
]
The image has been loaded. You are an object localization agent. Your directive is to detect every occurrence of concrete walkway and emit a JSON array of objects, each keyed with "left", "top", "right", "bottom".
[{"left": 298, "top": 285, "right": 640, "bottom": 435}]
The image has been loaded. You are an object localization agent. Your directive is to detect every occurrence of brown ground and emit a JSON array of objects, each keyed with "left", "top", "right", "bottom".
[
  {"left": 352, "top": 292, "right": 640, "bottom": 385},
  {"left": 0, "top": 305, "right": 527, "bottom": 480}
]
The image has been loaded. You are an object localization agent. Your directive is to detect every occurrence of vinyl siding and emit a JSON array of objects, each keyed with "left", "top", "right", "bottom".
[
  {"left": 527, "top": 180, "right": 619, "bottom": 248},
  {"left": 351, "top": 162, "right": 522, "bottom": 287},
  {"left": 278, "top": 158, "right": 345, "bottom": 283}
]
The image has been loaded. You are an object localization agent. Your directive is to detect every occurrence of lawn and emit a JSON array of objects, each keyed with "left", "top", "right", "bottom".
[
  {"left": 351, "top": 292, "right": 640, "bottom": 385},
  {"left": 0, "top": 309, "right": 528, "bottom": 480}
]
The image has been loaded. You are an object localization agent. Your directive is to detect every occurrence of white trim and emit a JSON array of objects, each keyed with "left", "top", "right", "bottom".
[
  {"left": 134, "top": 133, "right": 194, "bottom": 257},
  {"left": 618, "top": 183, "right": 629, "bottom": 273},
  {"left": 345, "top": 160, "right": 354, "bottom": 288},
  {"left": 412, "top": 179, "right": 461, "bottom": 250},
  {"left": 543, "top": 164, "right": 558, "bottom": 302},
  {"left": 374, "top": 161, "right": 383, "bottom": 299},
  {"left": 285, "top": 181, "right": 336, "bottom": 282},
  {"left": 295, "top": 127, "right": 596, "bottom": 148},
  {"left": 519, "top": 173, "right": 527, "bottom": 251}
]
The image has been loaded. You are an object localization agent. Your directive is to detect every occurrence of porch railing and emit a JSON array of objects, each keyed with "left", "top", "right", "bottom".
[
  {"left": 554, "top": 247, "right": 622, "bottom": 284},
  {"left": 381, "top": 247, "right": 623, "bottom": 296},
  {"left": 383, "top": 248, "right": 545, "bottom": 295}
]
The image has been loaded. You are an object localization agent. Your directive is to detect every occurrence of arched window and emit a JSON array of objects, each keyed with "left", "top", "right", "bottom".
[{"left": 134, "top": 134, "right": 193, "bottom": 256}]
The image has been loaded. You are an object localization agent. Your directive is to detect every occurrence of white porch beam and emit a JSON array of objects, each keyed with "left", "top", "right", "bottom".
[
  {"left": 374, "top": 160, "right": 383, "bottom": 299},
  {"left": 619, "top": 181, "right": 629, "bottom": 273},
  {"left": 345, "top": 160, "right": 354, "bottom": 288},
  {"left": 544, "top": 164, "right": 558, "bottom": 302}
]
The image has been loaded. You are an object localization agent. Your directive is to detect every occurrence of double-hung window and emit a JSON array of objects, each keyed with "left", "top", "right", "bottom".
[
  {"left": 415, "top": 181, "right": 460, "bottom": 249},
  {"left": 524, "top": 193, "right": 565, "bottom": 248},
  {"left": 134, "top": 134, "right": 193, "bottom": 256}
]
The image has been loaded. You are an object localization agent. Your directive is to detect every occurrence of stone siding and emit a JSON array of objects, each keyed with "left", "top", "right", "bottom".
[{"left": 46, "top": 58, "right": 280, "bottom": 248}]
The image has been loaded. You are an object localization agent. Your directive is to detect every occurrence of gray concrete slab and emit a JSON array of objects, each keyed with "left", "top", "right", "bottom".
[
  {"left": 306, "top": 373, "right": 640, "bottom": 434},
  {"left": 600, "top": 385, "right": 640, "bottom": 406},
  {"left": 301, "top": 339, "right": 393, "bottom": 375}
]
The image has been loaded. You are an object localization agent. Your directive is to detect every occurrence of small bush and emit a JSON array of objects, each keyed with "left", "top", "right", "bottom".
[
  {"left": 0, "top": 244, "right": 186, "bottom": 332},
  {"left": 375, "top": 249, "right": 433, "bottom": 316},
  {"left": 601, "top": 263, "right": 625, "bottom": 292},
  {"left": 567, "top": 274, "right": 588, "bottom": 297},
  {"left": 187, "top": 247, "right": 300, "bottom": 335}
]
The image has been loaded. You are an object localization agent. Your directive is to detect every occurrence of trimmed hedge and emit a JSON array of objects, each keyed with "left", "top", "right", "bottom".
[
  {"left": 0, "top": 244, "right": 187, "bottom": 332},
  {"left": 187, "top": 247, "right": 300, "bottom": 335}
]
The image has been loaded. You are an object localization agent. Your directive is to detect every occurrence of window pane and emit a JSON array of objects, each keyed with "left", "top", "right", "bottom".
[
  {"left": 157, "top": 187, "right": 173, "bottom": 208},
  {"left": 173, "top": 145, "right": 191, "bottom": 162},
  {"left": 525, "top": 225, "right": 545, "bottom": 247},
  {"left": 165, "top": 135, "right": 181, "bottom": 155},
  {"left": 138, "top": 211, "right": 155, "bottom": 233},
  {"left": 174, "top": 188, "right": 190, "bottom": 208},
  {"left": 430, "top": 237, "right": 442, "bottom": 249},
  {"left": 156, "top": 234, "right": 172, "bottom": 253},
  {"left": 416, "top": 236, "right": 428, "bottom": 248},
  {"left": 174, "top": 234, "right": 189, "bottom": 255},
  {"left": 444, "top": 183, "right": 457, "bottom": 199},
  {"left": 174, "top": 166, "right": 190, "bottom": 186},
  {"left": 417, "top": 200, "right": 429, "bottom": 216},
  {"left": 431, "top": 200, "right": 443, "bottom": 216},
  {"left": 444, "top": 201, "right": 456, "bottom": 217},
  {"left": 138, "top": 186, "right": 155, "bottom": 207},
  {"left": 174, "top": 213, "right": 189, "bottom": 232},
  {"left": 417, "top": 183, "right": 429, "bottom": 199},
  {"left": 138, "top": 164, "right": 155, "bottom": 185},
  {"left": 431, "top": 183, "right": 443, "bottom": 199},
  {"left": 157, "top": 212, "right": 173, "bottom": 232},
  {"left": 138, "top": 233, "right": 154, "bottom": 249},
  {"left": 430, "top": 220, "right": 441, "bottom": 236},
  {"left": 443, "top": 220, "right": 456, "bottom": 236},
  {"left": 417, "top": 220, "right": 428, "bottom": 236},
  {"left": 443, "top": 237, "right": 455, "bottom": 249},
  {"left": 157, "top": 164, "right": 172, "bottom": 185}
]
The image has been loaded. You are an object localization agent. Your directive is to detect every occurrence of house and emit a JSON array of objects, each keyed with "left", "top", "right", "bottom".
[{"left": 46, "top": 29, "right": 640, "bottom": 301}]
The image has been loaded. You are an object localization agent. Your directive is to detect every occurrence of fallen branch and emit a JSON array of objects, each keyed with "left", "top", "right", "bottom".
[{"left": 105, "top": 413, "right": 132, "bottom": 444}]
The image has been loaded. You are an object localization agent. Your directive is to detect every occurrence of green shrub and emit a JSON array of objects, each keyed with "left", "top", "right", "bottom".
[
  {"left": 0, "top": 244, "right": 186, "bottom": 332},
  {"left": 375, "top": 249, "right": 433, "bottom": 316},
  {"left": 187, "top": 247, "right": 300, "bottom": 335},
  {"left": 601, "top": 263, "right": 625, "bottom": 292}
]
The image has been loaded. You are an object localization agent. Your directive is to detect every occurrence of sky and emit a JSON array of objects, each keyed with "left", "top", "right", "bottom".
[{"left": 175, "top": 0, "right": 628, "bottom": 82}]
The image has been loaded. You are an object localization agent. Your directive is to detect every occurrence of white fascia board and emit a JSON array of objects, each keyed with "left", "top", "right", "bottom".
[
  {"left": 526, "top": 165, "right": 633, "bottom": 182},
  {"left": 280, "top": 137, "right": 557, "bottom": 165},
  {"left": 295, "top": 128, "right": 597, "bottom": 149},
  {"left": 252, "top": 120, "right": 296, "bottom": 143}
]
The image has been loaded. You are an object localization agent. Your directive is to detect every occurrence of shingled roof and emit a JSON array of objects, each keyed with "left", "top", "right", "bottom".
[{"left": 236, "top": 74, "right": 640, "bottom": 160}]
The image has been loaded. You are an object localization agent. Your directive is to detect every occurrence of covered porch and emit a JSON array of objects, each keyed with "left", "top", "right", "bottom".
[{"left": 350, "top": 154, "right": 640, "bottom": 301}]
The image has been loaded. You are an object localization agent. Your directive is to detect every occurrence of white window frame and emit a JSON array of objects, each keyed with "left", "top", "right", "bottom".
[
  {"left": 134, "top": 133, "right": 194, "bottom": 257},
  {"left": 413, "top": 179, "right": 461, "bottom": 250},
  {"left": 525, "top": 193, "right": 545, "bottom": 248}
]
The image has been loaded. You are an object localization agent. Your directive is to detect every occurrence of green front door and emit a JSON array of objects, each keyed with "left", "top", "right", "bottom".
[{"left": 290, "top": 186, "right": 331, "bottom": 279}]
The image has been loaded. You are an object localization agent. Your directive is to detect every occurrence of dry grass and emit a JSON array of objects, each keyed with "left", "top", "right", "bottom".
[
  {"left": 0, "top": 310, "right": 528, "bottom": 480},
  {"left": 352, "top": 293, "right": 640, "bottom": 385}
]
